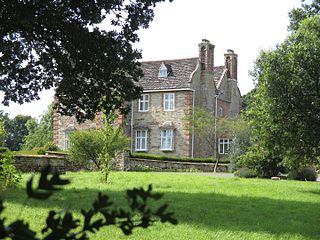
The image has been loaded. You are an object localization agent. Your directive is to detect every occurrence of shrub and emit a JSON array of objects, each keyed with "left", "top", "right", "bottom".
[
  {"left": 69, "top": 112, "right": 130, "bottom": 183},
  {"left": 238, "top": 144, "right": 282, "bottom": 178},
  {"left": 0, "top": 147, "right": 9, "bottom": 155},
  {"left": 234, "top": 167, "right": 257, "bottom": 178},
  {"left": 69, "top": 130, "right": 104, "bottom": 169},
  {"left": 288, "top": 167, "right": 318, "bottom": 181},
  {"left": 35, "top": 147, "right": 46, "bottom": 155},
  {"left": 44, "top": 142, "right": 60, "bottom": 152},
  {"left": 0, "top": 151, "right": 21, "bottom": 190},
  {"left": 98, "top": 112, "right": 130, "bottom": 182}
]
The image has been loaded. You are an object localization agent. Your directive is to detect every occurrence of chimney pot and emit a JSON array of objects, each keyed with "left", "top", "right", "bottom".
[
  {"left": 198, "top": 39, "right": 215, "bottom": 72},
  {"left": 224, "top": 50, "right": 238, "bottom": 80}
]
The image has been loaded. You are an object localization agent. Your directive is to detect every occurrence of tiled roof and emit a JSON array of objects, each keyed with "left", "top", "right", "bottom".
[
  {"left": 138, "top": 58, "right": 226, "bottom": 91},
  {"left": 139, "top": 58, "right": 198, "bottom": 90}
]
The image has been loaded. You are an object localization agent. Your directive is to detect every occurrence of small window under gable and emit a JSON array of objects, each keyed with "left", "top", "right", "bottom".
[{"left": 158, "top": 62, "right": 171, "bottom": 78}]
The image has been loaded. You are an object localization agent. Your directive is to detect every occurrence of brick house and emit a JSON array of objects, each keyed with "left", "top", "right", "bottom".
[{"left": 54, "top": 39, "right": 241, "bottom": 158}]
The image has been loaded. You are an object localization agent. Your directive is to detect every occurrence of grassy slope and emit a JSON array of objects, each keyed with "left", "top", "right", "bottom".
[{"left": 1, "top": 171, "right": 320, "bottom": 240}]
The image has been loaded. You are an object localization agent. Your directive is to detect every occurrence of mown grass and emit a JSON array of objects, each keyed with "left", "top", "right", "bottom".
[{"left": 1, "top": 171, "right": 320, "bottom": 239}]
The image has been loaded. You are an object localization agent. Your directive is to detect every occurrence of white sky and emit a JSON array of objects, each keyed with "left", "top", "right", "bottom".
[{"left": 0, "top": 0, "right": 309, "bottom": 119}]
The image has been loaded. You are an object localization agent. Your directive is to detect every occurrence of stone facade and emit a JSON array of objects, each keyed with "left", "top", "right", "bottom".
[
  {"left": 54, "top": 39, "right": 241, "bottom": 159},
  {"left": 131, "top": 90, "right": 192, "bottom": 157}
]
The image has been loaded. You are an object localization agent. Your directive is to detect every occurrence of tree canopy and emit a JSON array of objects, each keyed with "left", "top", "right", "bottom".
[
  {"left": 2, "top": 114, "right": 33, "bottom": 151},
  {"left": 0, "top": 0, "right": 172, "bottom": 122},
  {"left": 0, "top": 118, "right": 6, "bottom": 147},
  {"left": 289, "top": 0, "right": 320, "bottom": 31},
  {"left": 22, "top": 103, "right": 54, "bottom": 150},
  {"left": 247, "top": 1, "right": 320, "bottom": 171}
]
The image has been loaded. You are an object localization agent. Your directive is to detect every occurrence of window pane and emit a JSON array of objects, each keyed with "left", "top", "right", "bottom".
[
  {"left": 139, "top": 95, "right": 149, "bottom": 111},
  {"left": 64, "top": 131, "right": 72, "bottom": 150},
  {"left": 218, "top": 138, "right": 230, "bottom": 154},
  {"left": 165, "top": 100, "right": 169, "bottom": 110},
  {"left": 141, "top": 138, "right": 145, "bottom": 149},
  {"left": 136, "top": 130, "right": 147, "bottom": 150},
  {"left": 164, "top": 93, "right": 174, "bottom": 111},
  {"left": 160, "top": 129, "right": 173, "bottom": 150}
]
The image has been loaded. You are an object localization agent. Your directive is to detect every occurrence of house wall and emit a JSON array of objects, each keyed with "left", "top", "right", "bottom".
[
  {"left": 54, "top": 41, "right": 241, "bottom": 159},
  {"left": 131, "top": 90, "right": 193, "bottom": 157},
  {"left": 218, "top": 76, "right": 241, "bottom": 118},
  {"left": 191, "top": 69, "right": 219, "bottom": 158},
  {"left": 55, "top": 115, "right": 97, "bottom": 150}
]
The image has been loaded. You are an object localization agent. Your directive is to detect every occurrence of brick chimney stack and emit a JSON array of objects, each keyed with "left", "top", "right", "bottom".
[
  {"left": 198, "top": 39, "right": 215, "bottom": 73},
  {"left": 224, "top": 49, "right": 238, "bottom": 80}
]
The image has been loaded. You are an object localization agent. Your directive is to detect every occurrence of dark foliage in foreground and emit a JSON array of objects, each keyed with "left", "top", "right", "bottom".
[{"left": 0, "top": 0, "right": 172, "bottom": 122}]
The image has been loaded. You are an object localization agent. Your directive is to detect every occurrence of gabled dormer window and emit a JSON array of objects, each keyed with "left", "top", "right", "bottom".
[{"left": 158, "top": 62, "right": 168, "bottom": 78}]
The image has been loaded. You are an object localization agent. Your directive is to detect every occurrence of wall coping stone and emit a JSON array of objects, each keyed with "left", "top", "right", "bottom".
[
  {"left": 128, "top": 158, "right": 229, "bottom": 168},
  {"left": 15, "top": 154, "right": 65, "bottom": 160}
]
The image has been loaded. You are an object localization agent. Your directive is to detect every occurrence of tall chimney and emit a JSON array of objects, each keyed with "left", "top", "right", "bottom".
[
  {"left": 198, "top": 39, "right": 215, "bottom": 73},
  {"left": 224, "top": 49, "right": 238, "bottom": 80}
]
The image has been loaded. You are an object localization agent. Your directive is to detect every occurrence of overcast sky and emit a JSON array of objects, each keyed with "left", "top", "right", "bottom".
[{"left": 0, "top": 0, "right": 309, "bottom": 119}]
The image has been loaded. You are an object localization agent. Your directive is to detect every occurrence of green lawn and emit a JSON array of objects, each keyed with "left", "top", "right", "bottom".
[{"left": 1, "top": 171, "right": 320, "bottom": 240}]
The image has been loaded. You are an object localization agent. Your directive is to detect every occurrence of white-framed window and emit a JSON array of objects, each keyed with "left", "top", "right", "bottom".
[
  {"left": 219, "top": 107, "right": 224, "bottom": 117},
  {"left": 163, "top": 93, "right": 175, "bottom": 111},
  {"left": 64, "top": 131, "right": 72, "bottom": 150},
  {"left": 160, "top": 129, "right": 174, "bottom": 151},
  {"left": 219, "top": 138, "right": 231, "bottom": 155},
  {"left": 135, "top": 130, "right": 148, "bottom": 151},
  {"left": 159, "top": 63, "right": 168, "bottom": 77},
  {"left": 139, "top": 94, "right": 149, "bottom": 112}
]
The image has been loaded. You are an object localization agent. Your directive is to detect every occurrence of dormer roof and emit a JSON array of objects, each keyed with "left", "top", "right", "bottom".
[{"left": 158, "top": 62, "right": 172, "bottom": 78}]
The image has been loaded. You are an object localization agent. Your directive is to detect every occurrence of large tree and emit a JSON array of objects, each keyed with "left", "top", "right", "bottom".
[
  {"left": 0, "top": 119, "right": 6, "bottom": 147},
  {"left": 23, "top": 103, "right": 54, "bottom": 150},
  {"left": 288, "top": 0, "right": 320, "bottom": 31},
  {"left": 4, "top": 114, "right": 33, "bottom": 151},
  {"left": 247, "top": 1, "right": 320, "bottom": 171},
  {"left": 241, "top": 88, "right": 256, "bottom": 111},
  {"left": 0, "top": 0, "right": 172, "bottom": 122}
]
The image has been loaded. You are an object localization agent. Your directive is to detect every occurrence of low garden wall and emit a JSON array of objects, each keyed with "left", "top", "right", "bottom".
[
  {"left": 14, "top": 153, "right": 82, "bottom": 173},
  {"left": 14, "top": 153, "right": 231, "bottom": 173},
  {"left": 14, "top": 154, "right": 67, "bottom": 173},
  {"left": 124, "top": 158, "right": 230, "bottom": 172}
]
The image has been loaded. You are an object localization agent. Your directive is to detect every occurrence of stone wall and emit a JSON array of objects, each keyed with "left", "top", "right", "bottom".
[
  {"left": 14, "top": 154, "right": 84, "bottom": 173},
  {"left": 14, "top": 154, "right": 230, "bottom": 173},
  {"left": 14, "top": 155, "right": 67, "bottom": 173},
  {"left": 124, "top": 158, "right": 230, "bottom": 172}
]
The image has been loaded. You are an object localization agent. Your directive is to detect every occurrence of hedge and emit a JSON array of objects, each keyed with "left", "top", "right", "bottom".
[{"left": 129, "top": 152, "right": 230, "bottom": 164}]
